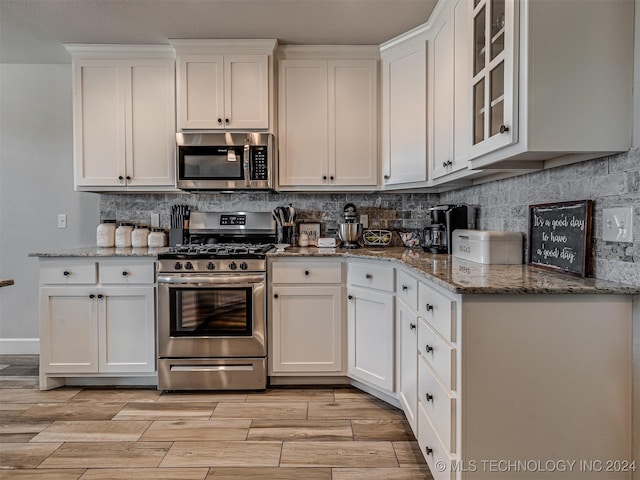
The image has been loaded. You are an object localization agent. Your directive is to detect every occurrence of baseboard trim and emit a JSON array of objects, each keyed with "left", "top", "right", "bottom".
[{"left": 0, "top": 338, "right": 40, "bottom": 355}]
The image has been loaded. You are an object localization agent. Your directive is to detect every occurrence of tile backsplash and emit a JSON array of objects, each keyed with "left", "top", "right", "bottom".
[{"left": 100, "top": 148, "right": 639, "bottom": 284}]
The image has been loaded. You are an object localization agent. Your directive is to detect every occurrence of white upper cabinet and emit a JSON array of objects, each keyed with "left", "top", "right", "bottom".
[
  {"left": 380, "top": 30, "right": 428, "bottom": 189},
  {"left": 458, "top": 0, "right": 634, "bottom": 169},
  {"left": 67, "top": 46, "right": 176, "bottom": 191},
  {"left": 172, "top": 40, "right": 276, "bottom": 131},
  {"left": 277, "top": 46, "right": 378, "bottom": 190}
]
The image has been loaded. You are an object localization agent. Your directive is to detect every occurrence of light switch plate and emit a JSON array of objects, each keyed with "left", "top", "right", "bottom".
[
  {"left": 150, "top": 213, "right": 160, "bottom": 228},
  {"left": 57, "top": 213, "right": 67, "bottom": 229},
  {"left": 602, "top": 207, "right": 633, "bottom": 242}
]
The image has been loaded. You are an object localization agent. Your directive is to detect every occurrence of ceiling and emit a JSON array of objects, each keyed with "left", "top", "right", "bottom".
[{"left": 0, "top": 0, "right": 437, "bottom": 64}]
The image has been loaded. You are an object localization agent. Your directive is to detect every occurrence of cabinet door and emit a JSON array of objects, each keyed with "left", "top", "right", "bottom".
[
  {"left": 429, "top": 9, "right": 455, "bottom": 180},
  {"left": 468, "top": 0, "right": 517, "bottom": 158},
  {"left": 73, "top": 60, "right": 126, "bottom": 187},
  {"left": 177, "top": 54, "right": 225, "bottom": 130},
  {"left": 225, "top": 55, "right": 269, "bottom": 129},
  {"left": 271, "top": 285, "right": 343, "bottom": 374},
  {"left": 347, "top": 287, "right": 395, "bottom": 392},
  {"left": 397, "top": 300, "right": 419, "bottom": 435},
  {"left": 329, "top": 60, "right": 378, "bottom": 186},
  {"left": 381, "top": 37, "right": 427, "bottom": 187},
  {"left": 452, "top": 0, "right": 473, "bottom": 166},
  {"left": 99, "top": 287, "right": 155, "bottom": 373},
  {"left": 278, "top": 60, "right": 329, "bottom": 186},
  {"left": 40, "top": 287, "right": 99, "bottom": 373},
  {"left": 125, "top": 60, "right": 176, "bottom": 187}
]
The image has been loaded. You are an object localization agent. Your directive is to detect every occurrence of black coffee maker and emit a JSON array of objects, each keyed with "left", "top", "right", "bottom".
[{"left": 425, "top": 205, "right": 474, "bottom": 254}]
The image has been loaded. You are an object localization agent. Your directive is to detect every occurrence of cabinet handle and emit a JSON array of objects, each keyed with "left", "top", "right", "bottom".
[
  {"left": 89, "top": 294, "right": 95, "bottom": 299},
  {"left": 126, "top": 175, "right": 131, "bottom": 181},
  {"left": 118, "top": 176, "right": 124, "bottom": 181},
  {"left": 217, "top": 118, "right": 222, "bottom": 125},
  {"left": 402, "top": 284, "right": 408, "bottom": 291},
  {"left": 348, "top": 295, "right": 353, "bottom": 300},
  {"left": 122, "top": 271, "right": 129, "bottom": 276},
  {"left": 273, "top": 293, "right": 279, "bottom": 299},
  {"left": 225, "top": 118, "right": 230, "bottom": 124},
  {"left": 63, "top": 270, "right": 70, "bottom": 276},
  {"left": 425, "top": 446, "right": 433, "bottom": 456},
  {"left": 410, "top": 323, "right": 416, "bottom": 330},
  {"left": 304, "top": 270, "right": 310, "bottom": 276},
  {"left": 425, "top": 393, "right": 434, "bottom": 402},
  {"left": 442, "top": 161, "right": 448, "bottom": 168},
  {"left": 97, "top": 294, "right": 103, "bottom": 299},
  {"left": 499, "top": 124, "right": 509, "bottom": 134},
  {"left": 425, "top": 304, "right": 434, "bottom": 311},
  {"left": 365, "top": 273, "right": 372, "bottom": 280},
  {"left": 322, "top": 176, "right": 327, "bottom": 181},
  {"left": 330, "top": 176, "right": 334, "bottom": 181},
  {"left": 383, "top": 174, "right": 390, "bottom": 180},
  {"left": 425, "top": 344, "right": 434, "bottom": 353},
  {"left": 443, "top": 160, "right": 452, "bottom": 167}
]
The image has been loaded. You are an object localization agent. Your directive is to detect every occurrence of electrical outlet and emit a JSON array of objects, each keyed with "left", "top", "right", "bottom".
[
  {"left": 360, "top": 214, "right": 369, "bottom": 228},
  {"left": 603, "top": 207, "right": 633, "bottom": 242},
  {"left": 57, "top": 213, "right": 67, "bottom": 229}
]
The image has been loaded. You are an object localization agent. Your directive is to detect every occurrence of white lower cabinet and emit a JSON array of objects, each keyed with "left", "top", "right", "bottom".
[
  {"left": 396, "top": 299, "right": 418, "bottom": 435},
  {"left": 269, "top": 259, "right": 344, "bottom": 376},
  {"left": 38, "top": 258, "right": 156, "bottom": 389}
]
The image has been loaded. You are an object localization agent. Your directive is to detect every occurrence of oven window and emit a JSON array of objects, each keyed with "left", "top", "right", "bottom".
[
  {"left": 170, "top": 287, "right": 253, "bottom": 337},
  {"left": 179, "top": 146, "right": 244, "bottom": 180}
]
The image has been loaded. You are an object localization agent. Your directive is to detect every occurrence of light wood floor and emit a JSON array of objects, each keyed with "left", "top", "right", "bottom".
[{"left": 0, "top": 355, "right": 432, "bottom": 479}]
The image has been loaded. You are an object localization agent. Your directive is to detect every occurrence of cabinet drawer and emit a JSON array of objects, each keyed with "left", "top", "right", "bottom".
[
  {"left": 348, "top": 262, "right": 394, "bottom": 292},
  {"left": 419, "top": 355, "right": 455, "bottom": 453},
  {"left": 419, "top": 318, "right": 456, "bottom": 391},
  {"left": 396, "top": 269, "right": 418, "bottom": 311},
  {"left": 100, "top": 261, "right": 155, "bottom": 284},
  {"left": 418, "top": 282, "right": 455, "bottom": 342},
  {"left": 418, "top": 403, "right": 455, "bottom": 480},
  {"left": 272, "top": 261, "right": 342, "bottom": 284},
  {"left": 40, "top": 261, "right": 97, "bottom": 285}
]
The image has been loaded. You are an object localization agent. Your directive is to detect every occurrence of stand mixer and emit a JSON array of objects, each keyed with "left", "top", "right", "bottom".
[{"left": 338, "top": 203, "right": 362, "bottom": 248}]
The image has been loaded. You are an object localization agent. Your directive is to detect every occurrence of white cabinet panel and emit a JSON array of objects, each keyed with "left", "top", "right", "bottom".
[
  {"left": 397, "top": 300, "right": 418, "bottom": 434},
  {"left": 225, "top": 55, "right": 269, "bottom": 129},
  {"left": 179, "top": 54, "right": 224, "bottom": 129}
]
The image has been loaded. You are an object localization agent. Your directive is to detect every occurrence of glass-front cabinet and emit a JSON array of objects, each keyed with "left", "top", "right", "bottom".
[{"left": 469, "top": 0, "right": 517, "bottom": 158}]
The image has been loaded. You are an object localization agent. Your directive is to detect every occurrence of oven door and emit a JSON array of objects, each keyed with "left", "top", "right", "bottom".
[{"left": 157, "top": 273, "right": 266, "bottom": 358}]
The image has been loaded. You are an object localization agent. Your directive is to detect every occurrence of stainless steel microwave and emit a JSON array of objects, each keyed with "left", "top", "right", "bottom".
[{"left": 176, "top": 132, "right": 275, "bottom": 191}]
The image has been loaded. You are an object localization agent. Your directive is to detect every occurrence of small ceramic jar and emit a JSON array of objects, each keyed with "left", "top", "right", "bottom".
[
  {"left": 148, "top": 228, "right": 167, "bottom": 247},
  {"left": 96, "top": 220, "right": 117, "bottom": 247},
  {"left": 131, "top": 225, "right": 150, "bottom": 248},
  {"left": 115, "top": 222, "right": 134, "bottom": 248}
]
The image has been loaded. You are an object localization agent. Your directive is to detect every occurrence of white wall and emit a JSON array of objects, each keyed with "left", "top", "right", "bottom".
[{"left": 0, "top": 64, "right": 99, "bottom": 353}]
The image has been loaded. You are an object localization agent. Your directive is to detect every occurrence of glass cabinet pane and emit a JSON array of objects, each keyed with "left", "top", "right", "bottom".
[
  {"left": 473, "top": 79, "right": 485, "bottom": 145},
  {"left": 473, "top": 6, "right": 486, "bottom": 77},
  {"left": 490, "top": 0, "right": 505, "bottom": 60},
  {"left": 490, "top": 62, "right": 505, "bottom": 136}
]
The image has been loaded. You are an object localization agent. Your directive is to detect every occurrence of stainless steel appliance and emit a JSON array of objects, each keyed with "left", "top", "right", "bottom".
[
  {"left": 338, "top": 203, "right": 363, "bottom": 248},
  {"left": 425, "top": 205, "right": 475, "bottom": 254},
  {"left": 157, "top": 211, "right": 275, "bottom": 391},
  {"left": 176, "top": 132, "right": 275, "bottom": 191}
]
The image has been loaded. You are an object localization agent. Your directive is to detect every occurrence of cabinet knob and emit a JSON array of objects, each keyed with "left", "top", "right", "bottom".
[
  {"left": 410, "top": 323, "right": 416, "bottom": 330},
  {"left": 365, "top": 273, "right": 372, "bottom": 280},
  {"left": 442, "top": 161, "right": 448, "bottom": 168},
  {"left": 425, "top": 304, "right": 434, "bottom": 311},
  {"left": 322, "top": 176, "right": 327, "bottom": 181},
  {"left": 225, "top": 118, "right": 230, "bottom": 124},
  {"left": 97, "top": 294, "right": 104, "bottom": 299},
  {"left": 499, "top": 124, "right": 509, "bottom": 134},
  {"left": 425, "top": 393, "right": 434, "bottom": 402},
  {"left": 304, "top": 270, "right": 310, "bottom": 276},
  {"left": 348, "top": 295, "right": 353, "bottom": 300},
  {"left": 402, "top": 285, "right": 408, "bottom": 291},
  {"left": 425, "top": 446, "right": 434, "bottom": 456},
  {"left": 425, "top": 344, "right": 434, "bottom": 353},
  {"left": 89, "top": 294, "right": 95, "bottom": 299},
  {"left": 330, "top": 176, "right": 334, "bottom": 181},
  {"left": 273, "top": 293, "right": 279, "bottom": 299},
  {"left": 118, "top": 176, "right": 124, "bottom": 181},
  {"left": 63, "top": 270, "right": 70, "bottom": 276},
  {"left": 122, "top": 271, "right": 129, "bottom": 276},
  {"left": 383, "top": 175, "right": 390, "bottom": 180},
  {"left": 126, "top": 175, "right": 131, "bottom": 181},
  {"left": 217, "top": 118, "right": 222, "bottom": 125}
]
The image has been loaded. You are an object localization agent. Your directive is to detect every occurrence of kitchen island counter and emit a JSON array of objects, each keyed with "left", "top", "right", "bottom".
[{"left": 268, "top": 246, "right": 640, "bottom": 295}]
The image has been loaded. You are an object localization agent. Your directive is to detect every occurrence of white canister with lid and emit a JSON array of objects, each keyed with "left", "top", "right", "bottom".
[
  {"left": 298, "top": 232, "right": 310, "bottom": 247},
  {"left": 97, "top": 220, "right": 117, "bottom": 247},
  {"left": 115, "top": 222, "right": 134, "bottom": 248},
  {"left": 131, "top": 225, "right": 150, "bottom": 247},
  {"left": 148, "top": 228, "right": 167, "bottom": 247}
]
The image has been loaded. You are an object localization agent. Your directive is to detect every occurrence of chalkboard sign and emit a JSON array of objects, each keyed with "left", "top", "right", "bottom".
[{"left": 528, "top": 200, "right": 593, "bottom": 277}]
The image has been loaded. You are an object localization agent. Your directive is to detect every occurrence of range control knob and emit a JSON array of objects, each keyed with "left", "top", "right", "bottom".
[
  {"left": 239, "top": 262, "right": 248, "bottom": 271},
  {"left": 185, "top": 262, "right": 193, "bottom": 270},
  {"left": 174, "top": 262, "right": 183, "bottom": 270},
  {"left": 207, "top": 262, "right": 216, "bottom": 270},
  {"left": 229, "top": 262, "right": 237, "bottom": 270}
]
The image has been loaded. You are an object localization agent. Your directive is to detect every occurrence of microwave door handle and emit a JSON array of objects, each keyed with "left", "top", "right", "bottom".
[{"left": 244, "top": 144, "right": 251, "bottom": 187}]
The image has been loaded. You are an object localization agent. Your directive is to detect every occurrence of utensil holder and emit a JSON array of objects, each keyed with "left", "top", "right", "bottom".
[{"left": 277, "top": 225, "right": 293, "bottom": 245}]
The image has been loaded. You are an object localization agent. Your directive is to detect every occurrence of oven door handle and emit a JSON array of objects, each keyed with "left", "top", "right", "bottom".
[{"left": 157, "top": 274, "right": 265, "bottom": 286}]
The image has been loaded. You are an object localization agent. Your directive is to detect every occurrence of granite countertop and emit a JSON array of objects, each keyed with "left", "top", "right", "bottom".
[
  {"left": 29, "top": 246, "right": 170, "bottom": 258},
  {"left": 29, "top": 245, "right": 640, "bottom": 295},
  {"left": 268, "top": 246, "right": 640, "bottom": 295}
]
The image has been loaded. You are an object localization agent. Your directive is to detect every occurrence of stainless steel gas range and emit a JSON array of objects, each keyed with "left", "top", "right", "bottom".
[{"left": 156, "top": 211, "right": 275, "bottom": 391}]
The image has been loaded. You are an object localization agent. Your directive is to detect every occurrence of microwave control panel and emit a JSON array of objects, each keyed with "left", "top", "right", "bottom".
[{"left": 251, "top": 146, "right": 269, "bottom": 181}]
